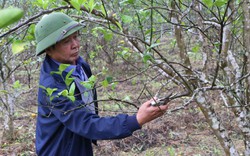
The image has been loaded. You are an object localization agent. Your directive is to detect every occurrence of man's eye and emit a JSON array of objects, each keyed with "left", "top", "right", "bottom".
[
  {"left": 74, "top": 35, "right": 80, "bottom": 40},
  {"left": 63, "top": 39, "right": 70, "bottom": 43}
]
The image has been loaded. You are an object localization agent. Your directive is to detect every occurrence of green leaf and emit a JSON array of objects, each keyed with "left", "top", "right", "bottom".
[
  {"left": 26, "top": 24, "right": 36, "bottom": 40},
  {"left": 167, "top": 146, "right": 176, "bottom": 156},
  {"left": 132, "top": 79, "right": 137, "bottom": 85},
  {"left": 117, "top": 48, "right": 131, "bottom": 59},
  {"left": 143, "top": 53, "right": 153, "bottom": 63},
  {"left": 39, "top": 85, "right": 46, "bottom": 90},
  {"left": 102, "top": 66, "right": 108, "bottom": 75},
  {"left": 81, "top": 82, "right": 92, "bottom": 89},
  {"left": 103, "top": 31, "right": 113, "bottom": 41},
  {"left": 65, "top": 68, "right": 74, "bottom": 79},
  {"left": 36, "top": 0, "right": 49, "bottom": 9},
  {"left": 65, "top": 78, "right": 75, "bottom": 87},
  {"left": 13, "top": 80, "right": 22, "bottom": 89},
  {"left": 214, "top": 0, "right": 227, "bottom": 7},
  {"left": 106, "top": 76, "right": 113, "bottom": 83},
  {"left": 89, "top": 51, "right": 97, "bottom": 59},
  {"left": 145, "top": 29, "right": 152, "bottom": 36},
  {"left": 202, "top": 0, "right": 213, "bottom": 8},
  {"left": 120, "top": 0, "right": 135, "bottom": 5},
  {"left": 67, "top": 96, "right": 75, "bottom": 102},
  {"left": 46, "top": 88, "right": 57, "bottom": 97},
  {"left": 58, "top": 90, "right": 68, "bottom": 96},
  {"left": 0, "top": 8, "right": 24, "bottom": 28},
  {"left": 59, "top": 64, "right": 70, "bottom": 72},
  {"left": 121, "top": 15, "right": 133, "bottom": 24},
  {"left": 23, "top": 58, "right": 32, "bottom": 65},
  {"left": 49, "top": 0, "right": 57, "bottom": 3},
  {"left": 192, "top": 44, "right": 200, "bottom": 53},
  {"left": 69, "top": 82, "right": 76, "bottom": 96},
  {"left": 92, "top": 27, "right": 103, "bottom": 35},
  {"left": 101, "top": 79, "right": 109, "bottom": 87},
  {"left": 65, "top": 68, "right": 75, "bottom": 87},
  {"left": 214, "top": 42, "right": 221, "bottom": 49},
  {"left": 88, "top": 75, "right": 97, "bottom": 83},
  {"left": 88, "top": 0, "right": 96, "bottom": 13},
  {"left": 78, "top": 0, "right": 85, "bottom": 3},
  {"left": 37, "top": 0, "right": 43, "bottom": 4},
  {"left": 42, "top": 0, "right": 49, "bottom": 9},
  {"left": 12, "top": 40, "right": 28, "bottom": 54},
  {"left": 50, "top": 96, "right": 54, "bottom": 101},
  {"left": 138, "top": 9, "right": 150, "bottom": 21},
  {"left": 81, "top": 75, "right": 96, "bottom": 90},
  {"left": 111, "top": 82, "right": 118, "bottom": 90},
  {"left": 100, "top": 5, "right": 106, "bottom": 17},
  {"left": 70, "top": 0, "right": 81, "bottom": 11}
]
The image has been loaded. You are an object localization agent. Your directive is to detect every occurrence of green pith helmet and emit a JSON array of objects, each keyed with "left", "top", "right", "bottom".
[{"left": 35, "top": 12, "right": 85, "bottom": 56}]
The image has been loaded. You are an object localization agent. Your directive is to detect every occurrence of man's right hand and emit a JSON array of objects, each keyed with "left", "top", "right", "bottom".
[{"left": 136, "top": 98, "right": 169, "bottom": 127}]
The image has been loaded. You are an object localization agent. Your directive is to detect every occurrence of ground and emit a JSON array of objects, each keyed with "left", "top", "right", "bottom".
[
  {"left": 93, "top": 106, "right": 226, "bottom": 156},
  {"left": 0, "top": 65, "right": 245, "bottom": 156},
  {"left": 1, "top": 104, "right": 237, "bottom": 156}
]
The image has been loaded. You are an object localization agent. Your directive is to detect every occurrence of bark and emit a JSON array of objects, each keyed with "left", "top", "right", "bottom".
[
  {"left": 196, "top": 91, "right": 239, "bottom": 156},
  {"left": 2, "top": 93, "right": 15, "bottom": 141},
  {"left": 227, "top": 92, "right": 250, "bottom": 155},
  {"left": 0, "top": 53, "right": 15, "bottom": 141},
  {"left": 170, "top": 1, "right": 192, "bottom": 75},
  {"left": 241, "top": 0, "right": 250, "bottom": 155},
  {"left": 195, "top": 1, "right": 214, "bottom": 80}
]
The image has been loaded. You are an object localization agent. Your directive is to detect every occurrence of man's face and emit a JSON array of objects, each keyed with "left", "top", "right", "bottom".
[{"left": 47, "top": 32, "right": 80, "bottom": 65}]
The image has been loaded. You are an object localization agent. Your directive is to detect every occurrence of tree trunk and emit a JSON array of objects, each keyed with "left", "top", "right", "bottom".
[
  {"left": 241, "top": 1, "right": 250, "bottom": 155},
  {"left": 196, "top": 91, "right": 239, "bottom": 156},
  {"left": 2, "top": 85, "right": 15, "bottom": 141},
  {"left": 170, "top": 1, "right": 192, "bottom": 75}
]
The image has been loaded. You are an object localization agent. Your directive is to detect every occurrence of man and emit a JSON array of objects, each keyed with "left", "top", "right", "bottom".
[{"left": 35, "top": 12, "right": 169, "bottom": 156}]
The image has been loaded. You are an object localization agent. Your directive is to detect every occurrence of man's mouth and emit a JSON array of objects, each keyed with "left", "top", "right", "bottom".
[{"left": 72, "top": 52, "right": 79, "bottom": 56}]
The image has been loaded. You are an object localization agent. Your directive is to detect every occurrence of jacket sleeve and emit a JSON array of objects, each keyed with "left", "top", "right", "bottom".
[{"left": 39, "top": 82, "right": 141, "bottom": 140}]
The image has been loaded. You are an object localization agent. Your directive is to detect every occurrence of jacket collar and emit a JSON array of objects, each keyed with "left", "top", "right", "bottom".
[{"left": 41, "top": 55, "right": 87, "bottom": 83}]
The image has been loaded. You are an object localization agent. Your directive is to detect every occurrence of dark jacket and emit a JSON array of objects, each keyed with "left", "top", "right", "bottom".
[{"left": 36, "top": 55, "right": 141, "bottom": 156}]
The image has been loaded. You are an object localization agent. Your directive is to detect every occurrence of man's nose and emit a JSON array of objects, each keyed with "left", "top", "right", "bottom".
[{"left": 71, "top": 38, "right": 79, "bottom": 47}]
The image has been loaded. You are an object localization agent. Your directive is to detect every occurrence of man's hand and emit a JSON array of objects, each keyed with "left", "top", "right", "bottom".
[
  {"left": 136, "top": 98, "right": 169, "bottom": 127},
  {"left": 150, "top": 97, "right": 170, "bottom": 106}
]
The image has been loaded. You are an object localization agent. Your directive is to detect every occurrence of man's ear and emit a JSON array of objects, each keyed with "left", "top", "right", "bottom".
[
  {"left": 45, "top": 45, "right": 56, "bottom": 56},
  {"left": 45, "top": 47, "right": 52, "bottom": 55}
]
